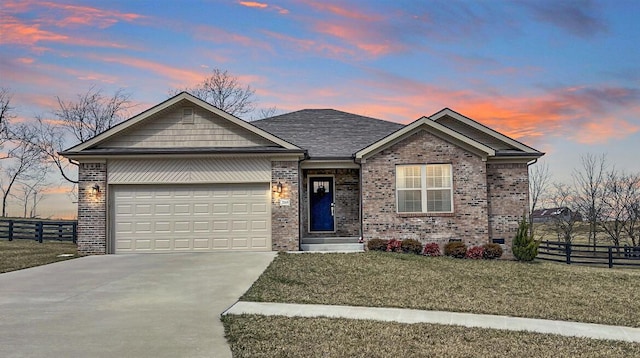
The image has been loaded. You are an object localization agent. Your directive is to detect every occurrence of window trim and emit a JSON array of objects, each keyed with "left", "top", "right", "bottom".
[{"left": 396, "top": 164, "right": 454, "bottom": 214}]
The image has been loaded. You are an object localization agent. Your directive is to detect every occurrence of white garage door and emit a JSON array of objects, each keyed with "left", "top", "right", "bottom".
[{"left": 112, "top": 184, "right": 271, "bottom": 253}]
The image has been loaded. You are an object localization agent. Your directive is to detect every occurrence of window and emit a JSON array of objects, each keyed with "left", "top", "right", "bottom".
[
  {"left": 182, "top": 107, "right": 194, "bottom": 124},
  {"left": 396, "top": 164, "right": 453, "bottom": 213}
]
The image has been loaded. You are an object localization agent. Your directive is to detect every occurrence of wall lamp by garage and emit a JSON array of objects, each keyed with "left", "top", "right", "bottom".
[
  {"left": 92, "top": 184, "right": 101, "bottom": 196},
  {"left": 273, "top": 182, "right": 283, "bottom": 194}
]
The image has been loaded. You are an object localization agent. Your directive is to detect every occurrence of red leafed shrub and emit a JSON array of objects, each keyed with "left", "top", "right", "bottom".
[
  {"left": 386, "top": 238, "right": 403, "bottom": 252},
  {"left": 367, "top": 239, "right": 388, "bottom": 252},
  {"left": 422, "top": 243, "right": 442, "bottom": 257},
  {"left": 465, "top": 246, "right": 484, "bottom": 259}
]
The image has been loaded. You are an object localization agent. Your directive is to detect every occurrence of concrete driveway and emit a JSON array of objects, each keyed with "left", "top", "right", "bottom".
[{"left": 0, "top": 252, "right": 276, "bottom": 358}]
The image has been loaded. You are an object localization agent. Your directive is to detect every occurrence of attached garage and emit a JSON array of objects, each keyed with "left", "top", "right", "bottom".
[{"left": 112, "top": 183, "right": 271, "bottom": 253}]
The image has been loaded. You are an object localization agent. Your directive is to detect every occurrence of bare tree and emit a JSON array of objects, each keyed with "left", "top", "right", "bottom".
[
  {"left": 599, "top": 169, "right": 630, "bottom": 246},
  {"left": 549, "top": 182, "right": 580, "bottom": 244},
  {"left": 0, "top": 127, "right": 45, "bottom": 216},
  {"left": 253, "top": 106, "right": 281, "bottom": 120},
  {"left": 171, "top": 68, "right": 256, "bottom": 117},
  {"left": 11, "top": 170, "right": 49, "bottom": 218},
  {"left": 572, "top": 153, "right": 607, "bottom": 250},
  {"left": 529, "top": 162, "right": 550, "bottom": 235},
  {"left": 22, "top": 87, "right": 133, "bottom": 184},
  {"left": 0, "top": 88, "right": 14, "bottom": 144},
  {"left": 619, "top": 172, "right": 640, "bottom": 246}
]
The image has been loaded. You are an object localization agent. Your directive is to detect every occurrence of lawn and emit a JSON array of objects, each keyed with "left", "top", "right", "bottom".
[
  {"left": 223, "top": 314, "right": 640, "bottom": 358},
  {"left": 0, "top": 239, "right": 78, "bottom": 273},
  {"left": 242, "top": 252, "right": 640, "bottom": 327}
]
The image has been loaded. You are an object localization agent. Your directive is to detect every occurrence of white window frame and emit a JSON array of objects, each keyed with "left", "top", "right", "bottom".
[{"left": 396, "top": 164, "right": 453, "bottom": 214}]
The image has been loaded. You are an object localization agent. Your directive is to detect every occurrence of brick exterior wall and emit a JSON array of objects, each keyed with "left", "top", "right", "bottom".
[
  {"left": 362, "top": 130, "right": 490, "bottom": 249},
  {"left": 302, "top": 169, "right": 360, "bottom": 238},
  {"left": 271, "top": 161, "right": 300, "bottom": 251},
  {"left": 77, "top": 162, "right": 107, "bottom": 255},
  {"left": 487, "top": 162, "right": 530, "bottom": 258}
]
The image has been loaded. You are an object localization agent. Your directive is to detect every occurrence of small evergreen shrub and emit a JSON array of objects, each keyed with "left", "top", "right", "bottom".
[
  {"left": 422, "top": 243, "right": 442, "bottom": 257},
  {"left": 512, "top": 216, "right": 539, "bottom": 261},
  {"left": 465, "top": 246, "right": 484, "bottom": 259},
  {"left": 367, "top": 239, "right": 388, "bottom": 252},
  {"left": 444, "top": 242, "right": 467, "bottom": 258},
  {"left": 386, "top": 238, "right": 403, "bottom": 252},
  {"left": 401, "top": 239, "right": 423, "bottom": 254},
  {"left": 482, "top": 243, "right": 503, "bottom": 259}
]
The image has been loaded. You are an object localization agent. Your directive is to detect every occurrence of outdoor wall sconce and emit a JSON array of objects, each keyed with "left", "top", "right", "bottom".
[
  {"left": 92, "top": 184, "right": 101, "bottom": 196},
  {"left": 274, "top": 182, "right": 283, "bottom": 194}
]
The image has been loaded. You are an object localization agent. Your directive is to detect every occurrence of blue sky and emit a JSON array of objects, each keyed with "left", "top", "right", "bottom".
[{"left": 1, "top": 0, "right": 639, "bottom": 218}]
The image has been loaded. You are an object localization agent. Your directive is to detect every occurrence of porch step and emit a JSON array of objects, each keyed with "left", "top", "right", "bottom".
[{"left": 300, "top": 243, "right": 364, "bottom": 252}]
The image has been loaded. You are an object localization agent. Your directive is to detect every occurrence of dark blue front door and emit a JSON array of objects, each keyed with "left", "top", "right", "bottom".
[{"left": 310, "top": 177, "right": 334, "bottom": 232}]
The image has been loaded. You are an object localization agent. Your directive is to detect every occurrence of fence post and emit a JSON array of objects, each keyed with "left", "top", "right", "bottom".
[
  {"left": 72, "top": 221, "right": 78, "bottom": 244},
  {"left": 8, "top": 220, "right": 13, "bottom": 241},
  {"left": 608, "top": 247, "right": 613, "bottom": 269},
  {"left": 36, "top": 222, "right": 43, "bottom": 243},
  {"left": 565, "top": 242, "right": 571, "bottom": 265}
]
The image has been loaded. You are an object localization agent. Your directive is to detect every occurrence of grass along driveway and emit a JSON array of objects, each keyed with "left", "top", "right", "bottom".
[
  {"left": 223, "top": 315, "right": 640, "bottom": 358},
  {"left": 0, "top": 239, "right": 77, "bottom": 273},
  {"left": 242, "top": 252, "right": 640, "bottom": 327}
]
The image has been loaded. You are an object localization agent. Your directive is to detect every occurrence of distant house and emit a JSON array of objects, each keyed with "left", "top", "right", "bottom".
[
  {"left": 61, "top": 92, "right": 544, "bottom": 255},
  {"left": 532, "top": 207, "right": 582, "bottom": 223}
]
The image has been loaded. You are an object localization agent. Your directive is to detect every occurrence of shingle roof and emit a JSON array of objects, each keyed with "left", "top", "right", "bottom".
[{"left": 252, "top": 109, "right": 404, "bottom": 159}]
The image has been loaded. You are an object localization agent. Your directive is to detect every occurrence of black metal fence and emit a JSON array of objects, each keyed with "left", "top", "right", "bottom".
[
  {"left": 0, "top": 219, "right": 77, "bottom": 243},
  {"left": 538, "top": 240, "right": 640, "bottom": 268}
]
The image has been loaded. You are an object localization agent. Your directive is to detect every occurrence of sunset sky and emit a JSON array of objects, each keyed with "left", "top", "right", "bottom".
[{"left": 1, "top": 0, "right": 639, "bottom": 219}]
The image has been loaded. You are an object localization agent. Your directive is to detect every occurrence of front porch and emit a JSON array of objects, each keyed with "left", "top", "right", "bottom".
[{"left": 300, "top": 168, "right": 363, "bottom": 252}]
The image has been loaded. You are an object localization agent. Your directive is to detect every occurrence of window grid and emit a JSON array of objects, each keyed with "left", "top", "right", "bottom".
[{"left": 396, "top": 164, "right": 453, "bottom": 214}]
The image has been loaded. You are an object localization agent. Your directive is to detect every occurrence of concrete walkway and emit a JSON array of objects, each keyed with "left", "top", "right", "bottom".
[{"left": 224, "top": 301, "right": 640, "bottom": 343}]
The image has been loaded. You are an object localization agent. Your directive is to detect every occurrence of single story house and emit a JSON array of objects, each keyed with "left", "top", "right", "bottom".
[
  {"left": 531, "top": 207, "right": 582, "bottom": 223},
  {"left": 61, "top": 92, "right": 543, "bottom": 256}
]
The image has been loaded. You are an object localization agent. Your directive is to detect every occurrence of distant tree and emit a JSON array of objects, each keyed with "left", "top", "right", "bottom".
[
  {"left": 171, "top": 68, "right": 256, "bottom": 117},
  {"left": 1, "top": 125, "right": 46, "bottom": 216},
  {"left": 572, "top": 153, "right": 607, "bottom": 250},
  {"left": 0, "top": 88, "right": 13, "bottom": 142},
  {"left": 253, "top": 106, "right": 281, "bottom": 120},
  {"left": 600, "top": 170, "right": 640, "bottom": 247},
  {"left": 529, "top": 162, "right": 550, "bottom": 236},
  {"left": 548, "top": 182, "right": 580, "bottom": 244},
  {"left": 11, "top": 170, "right": 49, "bottom": 218},
  {"left": 23, "top": 87, "right": 133, "bottom": 184}
]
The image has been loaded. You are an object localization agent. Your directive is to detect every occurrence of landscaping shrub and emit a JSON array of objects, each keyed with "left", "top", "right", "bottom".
[
  {"left": 422, "top": 243, "right": 441, "bottom": 257},
  {"left": 386, "top": 238, "right": 403, "bottom": 253},
  {"left": 367, "top": 239, "right": 388, "bottom": 252},
  {"left": 482, "top": 243, "right": 503, "bottom": 259},
  {"left": 512, "top": 216, "right": 539, "bottom": 261},
  {"left": 465, "top": 246, "right": 484, "bottom": 259},
  {"left": 401, "top": 239, "right": 423, "bottom": 254},
  {"left": 444, "top": 242, "right": 467, "bottom": 258}
]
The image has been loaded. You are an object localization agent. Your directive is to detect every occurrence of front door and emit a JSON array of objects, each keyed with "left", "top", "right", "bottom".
[{"left": 309, "top": 177, "right": 334, "bottom": 232}]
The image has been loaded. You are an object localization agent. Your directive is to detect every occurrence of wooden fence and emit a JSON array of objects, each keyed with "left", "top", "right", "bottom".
[
  {"left": 0, "top": 219, "right": 77, "bottom": 243},
  {"left": 538, "top": 240, "right": 640, "bottom": 268}
]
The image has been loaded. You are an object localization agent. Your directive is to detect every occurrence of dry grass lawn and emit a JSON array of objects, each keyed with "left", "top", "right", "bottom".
[
  {"left": 223, "top": 314, "right": 640, "bottom": 358},
  {"left": 0, "top": 239, "right": 77, "bottom": 273},
  {"left": 242, "top": 252, "right": 640, "bottom": 327}
]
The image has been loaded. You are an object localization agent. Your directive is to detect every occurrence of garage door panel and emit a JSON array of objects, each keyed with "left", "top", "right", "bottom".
[{"left": 113, "top": 184, "right": 271, "bottom": 253}]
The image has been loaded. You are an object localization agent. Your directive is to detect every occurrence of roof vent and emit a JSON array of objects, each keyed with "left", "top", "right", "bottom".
[{"left": 182, "top": 107, "right": 194, "bottom": 124}]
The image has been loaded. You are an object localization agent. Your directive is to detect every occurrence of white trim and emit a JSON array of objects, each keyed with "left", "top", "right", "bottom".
[
  {"left": 301, "top": 160, "right": 360, "bottom": 169},
  {"left": 430, "top": 108, "right": 541, "bottom": 154},
  {"left": 396, "top": 164, "right": 454, "bottom": 214},
  {"left": 356, "top": 116, "right": 495, "bottom": 161},
  {"left": 307, "top": 174, "right": 336, "bottom": 234},
  {"left": 64, "top": 92, "right": 301, "bottom": 153}
]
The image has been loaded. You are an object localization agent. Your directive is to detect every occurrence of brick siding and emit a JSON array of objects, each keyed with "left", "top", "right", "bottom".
[
  {"left": 362, "top": 130, "right": 490, "bottom": 249},
  {"left": 487, "top": 162, "right": 530, "bottom": 258},
  {"left": 77, "top": 162, "right": 107, "bottom": 255},
  {"left": 271, "top": 161, "right": 300, "bottom": 251}
]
